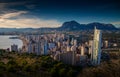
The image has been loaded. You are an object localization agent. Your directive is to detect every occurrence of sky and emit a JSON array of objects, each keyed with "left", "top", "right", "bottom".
[{"left": 0, "top": 0, "right": 120, "bottom": 28}]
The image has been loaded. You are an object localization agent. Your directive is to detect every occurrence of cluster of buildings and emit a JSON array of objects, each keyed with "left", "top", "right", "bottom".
[{"left": 17, "top": 27, "right": 102, "bottom": 66}]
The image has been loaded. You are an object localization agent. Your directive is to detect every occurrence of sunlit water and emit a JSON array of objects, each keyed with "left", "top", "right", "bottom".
[{"left": 0, "top": 35, "right": 23, "bottom": 51}]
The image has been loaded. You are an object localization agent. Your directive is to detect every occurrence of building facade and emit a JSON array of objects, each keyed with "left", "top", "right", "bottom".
[
  {"left": 11, "top": 44, "right": 18, "bottom": 52},
  {"left": 91, "top": 27, "right": 102, "bottom": 65}
]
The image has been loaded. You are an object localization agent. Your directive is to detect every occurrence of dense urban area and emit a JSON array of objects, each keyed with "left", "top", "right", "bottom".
[
  {"left": 0, "top": 0, "right": 120, "bottom": 77},
  {"left": 0, "top": 29, "right": 120, "bottom": 77}
]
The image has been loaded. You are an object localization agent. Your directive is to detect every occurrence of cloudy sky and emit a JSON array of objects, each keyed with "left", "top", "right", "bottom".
[{"left": 0, "top": 0, "right": 120, "bottom": 28}]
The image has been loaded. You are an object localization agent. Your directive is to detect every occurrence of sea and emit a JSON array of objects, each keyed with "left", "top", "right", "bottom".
[{"left": 0, "top": 35, "right": 23, "bottom": 51}]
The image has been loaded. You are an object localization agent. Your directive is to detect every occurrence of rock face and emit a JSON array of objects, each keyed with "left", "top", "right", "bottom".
[{"left": 58, "top": 21, "right": 118, "bottom": 31}]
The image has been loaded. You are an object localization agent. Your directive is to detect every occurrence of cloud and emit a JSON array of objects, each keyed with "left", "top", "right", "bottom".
[
  {"left": 25, "top": 4, "right": 36, "bottom": 9},
  {"left": 112, "top": 21, "right": 120, "bottom": 25},
  {"left": 0, "top": 11, "right": 27, "bottom": 19},
  {"left": 0, "top": 11, "right": 61, "bottom": 28},
  {"left": 0, "top": 3, "right": 6, "bottom": 9},
  {"left": 111, "top": 21, "right": 120, "bottom": 27},
  {"left": 0, "top": 18, "right": 61, "bottom": 28},
  {"left": 0, "top": 1, "right": 27, "bottom": 14}
]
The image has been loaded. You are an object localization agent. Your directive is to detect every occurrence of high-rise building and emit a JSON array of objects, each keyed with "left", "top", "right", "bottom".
[
  {"left": 103, "top": 40, "right": 108, "bottom": 48},
  {"left": 66, "top": 45, "right": 71, "bottom": 52},
  {"left": 71, "top": 38, "right": 74, "bottom": 45},
  {"left": 27, "top": 42, "right": 33, "bottom": 53},
  {"left": 89, "top": 40, "right": 93, "bottom": 54},
  {"left": 54, "top": 51, "right": 76, "bottom": 65},
  {"left": 11, "top": 44, "right": 18, "bottom": 52},
  {"left": 41, "top": 42, "right": 45, "bottom": 55},
  {"left": 91, "top": 27, "right": 102, "bottom": 65},
  {"left": 35, "top": 42, "right": 41, "bottom": 55},
  {"left": 57, "top": 42, "right": 61, "bottom": 48},
  {"left": 80, "top": 46, "right": 85, "bottom": 56},
  {"left": 73, "top": 39, "right": 77, "bottom": 46},
  {"left": 44, "top": 41, "right": 48, "bottom": 55}
]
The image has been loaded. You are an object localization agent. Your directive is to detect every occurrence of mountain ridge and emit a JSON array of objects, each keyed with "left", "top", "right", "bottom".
[
  {"left": 0, "top": 21, "right": 118, "bottom": 32},
  {"left": 58, "top": 21, "right": 118, "bottom": 31}
]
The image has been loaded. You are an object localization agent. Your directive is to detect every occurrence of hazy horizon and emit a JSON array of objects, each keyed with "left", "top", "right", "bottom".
[{"left": 0, "top": 21, "right": 119, "bottom": 29}]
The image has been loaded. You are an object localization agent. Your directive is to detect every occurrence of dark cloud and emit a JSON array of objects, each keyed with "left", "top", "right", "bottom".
[
  {"left": 0, "top": 0, "right": 120, "bottom": 25},
  {"left": 0, "top": 0, "right": 119, "bottom": 12}
]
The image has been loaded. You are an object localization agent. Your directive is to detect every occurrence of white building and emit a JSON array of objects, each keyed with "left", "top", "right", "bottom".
[
  {"left": 71, "top": 38, "right": 74, "bottom": 45},
  {"left": 57, "top": 42, "right": 61, "bottom": 48},
  {"left": 74, "top": 39, "right": 77, "bottom": 46},
  {"left": 89, "top": 40, "right": 93, "bottom": 54},
  {"left": 91, "top": 27, "right": 102, "bottom": 65},
  {"left": 81, "top": 46, "right": 85, "bottom": 56},
  {"left": 104, "top": 40, "right": 108, "bottom": 48},
  {"left": 66, "top": 45, "right": 71, "bottom": 52}
]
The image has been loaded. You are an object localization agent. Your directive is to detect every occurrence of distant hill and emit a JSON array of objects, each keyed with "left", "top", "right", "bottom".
[
  {"left": 0, "top": 28, "right": 35, "bottom": 32},
  {"left": 0, "top": 21, "right": 118, "bottom": 33},
  {"left": 58, "top": 21, "right": 118, "bottom": 31},
  {"left": 118, "top": 27, "right": 120, "bottom": 30}
]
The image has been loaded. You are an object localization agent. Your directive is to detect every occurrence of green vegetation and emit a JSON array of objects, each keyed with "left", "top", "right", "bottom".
[
  {"left": 0, "top": 49, "right": 80, "bottom": 77},
  {"left": 0, "top": 49, "right": 120, "bottom": 77},
  {"left": 78, "top": 60, "right": 120, "bottom": 77},
  {"left": 78, "top": 51, "right": 120, "bottom": 77}
]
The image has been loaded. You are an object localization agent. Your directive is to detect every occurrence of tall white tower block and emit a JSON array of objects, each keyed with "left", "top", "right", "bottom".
[{"left": 91, "top": 27, "right": 102, "bottom": 65}]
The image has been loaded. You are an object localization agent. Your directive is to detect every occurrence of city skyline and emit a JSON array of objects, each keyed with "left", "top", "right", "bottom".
[{"left": 0, "top": 0, "right": 120, "bottom": 28}]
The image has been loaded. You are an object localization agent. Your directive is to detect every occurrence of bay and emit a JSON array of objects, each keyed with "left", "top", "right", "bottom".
[{"left": 0, "top": 35, "right": 23, "bottom": 51}]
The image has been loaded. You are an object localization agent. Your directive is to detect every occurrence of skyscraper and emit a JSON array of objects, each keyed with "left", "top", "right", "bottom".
[
  {"left": 89, "top": 40, "right": 93, "bottom": 54},
  {"left": 44, "top": 41, "right": 48, "bottom": 55},
  {"left": 91, "top": 27, "right": 102, "bottom": 65},
  {"left": 81, "top": 45, "right": 85, "bottom": 56},
  {"left": 35, "top": 42, "right": 41, "bottom": 55},
  {"left": 27, "top": 42, "right": 33, "bottom": 53}
]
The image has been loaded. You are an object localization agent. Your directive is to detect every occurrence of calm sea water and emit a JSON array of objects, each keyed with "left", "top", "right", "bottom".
[{"left": 0, "top": 35, "right": 23, "bottom": 50}]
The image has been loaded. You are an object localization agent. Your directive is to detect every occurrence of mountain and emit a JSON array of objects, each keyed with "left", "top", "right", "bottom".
[
  {"left": 58, "top": 21, "right": 85, "bottom": 31},
  {"left": 0, "top": 28, "right": 35, "bottom": 32},
  {"left": 87, "top": 22, "right": 117, "bottom": 30},
  {"left": 0, "top": 21, "right": 118, "bottom": 33},
  {"left": 118, "top": 27, "right": 120, "bottom": 30},
  {"left": 58, "top": 21, "right": 118, "bottom": 31}
]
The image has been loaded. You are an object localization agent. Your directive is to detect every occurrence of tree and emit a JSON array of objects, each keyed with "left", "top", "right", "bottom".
[{"left": 58, "top": 68, "right": 66, "bottom": 77}]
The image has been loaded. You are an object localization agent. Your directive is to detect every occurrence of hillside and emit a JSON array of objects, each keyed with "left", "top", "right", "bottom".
[
  {"left": 0, "top": 21, "right": 118, "bottom": 33},
  {"left": 0, "top": 49, "right": 120, "bottom": 77},
  {"left": 58, "top": 21, "right": 118, "bottom": 31}
]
